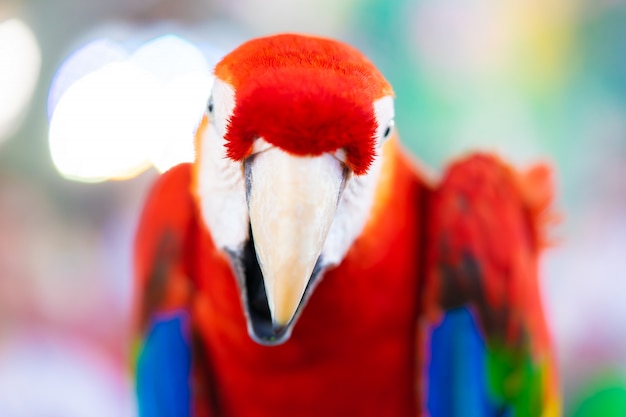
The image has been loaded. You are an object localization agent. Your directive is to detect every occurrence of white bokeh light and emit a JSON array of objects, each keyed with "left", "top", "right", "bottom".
[
  {"left": 0, "top": 19, "right": 41, "bottom": 141},
  {"left": 48, "top": 39, "right": 128, "bottom": 122},
  {"left": 149, "top": 71, "right": 213, "bottom": 172},
  {"left": 48, "top": 34, "right": 216, "bottom": 182},
  {"left": 130, "top": 35, "right": 213, "bottom": 172},
  {"left": 130, "top": 34, "right": 210, "bottom": 82},
  {"left": 49, "top": 62, "right": 161, "bottom": 182}
]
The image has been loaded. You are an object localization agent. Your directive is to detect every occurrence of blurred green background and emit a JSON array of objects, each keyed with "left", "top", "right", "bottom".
[{"left": 0, "top": 0, "right": 625, "bottom": 415}]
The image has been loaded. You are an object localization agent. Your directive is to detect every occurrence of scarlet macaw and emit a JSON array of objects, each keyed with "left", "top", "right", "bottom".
[{"left": 133, "top": 34, "right": 560, "bottom": 417}]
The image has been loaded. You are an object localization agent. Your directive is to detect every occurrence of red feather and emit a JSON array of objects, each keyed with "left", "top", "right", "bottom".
[{"left": 215, "top": 34, "right": 393, "bottom": 175}]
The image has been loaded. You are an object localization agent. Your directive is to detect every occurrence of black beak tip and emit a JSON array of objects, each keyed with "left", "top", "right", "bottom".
[
  {"left": 248, "top": 323, "right": 292, "bottom": 346},
  {"left": 226, "top": 233, "right": 326, "bottom": 347}
]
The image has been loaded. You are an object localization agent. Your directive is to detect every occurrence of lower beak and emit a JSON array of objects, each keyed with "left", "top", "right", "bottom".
[{"left": 245, "top": 147, "right": 346, "bottom": 329}]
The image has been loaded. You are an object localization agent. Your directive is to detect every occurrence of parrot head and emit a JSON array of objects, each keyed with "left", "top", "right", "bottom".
[{"left": 194, "top": 34, "right": 395, "bottom": 345}]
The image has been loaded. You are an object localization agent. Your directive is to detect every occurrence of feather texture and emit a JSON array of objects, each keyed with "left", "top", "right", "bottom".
[
  {"left": 136, "top": 311, "right": 192, "bottom": 417},
  {"left": 215, "top": 34, "right": 392, "bottom": 174},
  {"left": 424, "top": 154, "right": 560, "bottom": 417}
]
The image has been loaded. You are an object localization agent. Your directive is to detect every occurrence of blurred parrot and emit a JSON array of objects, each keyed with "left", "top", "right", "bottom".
[{"left": 133, "top": 34, "right": 560, "bottom": 417}]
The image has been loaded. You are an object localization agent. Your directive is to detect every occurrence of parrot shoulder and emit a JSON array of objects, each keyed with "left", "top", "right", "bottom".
[
  {"left": 134, "top": 163, "right": 197, "bottom": 329},
  {"left": 423, "top": 152, "right": 556, "bottom": 328}
]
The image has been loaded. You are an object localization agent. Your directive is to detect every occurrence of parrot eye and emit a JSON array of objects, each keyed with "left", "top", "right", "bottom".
[
  {"left": 207, "top": 95, "right": 214, "bottom": 115},
  {"left": 382, "top": 119, "right": 394, "bottom": 140},
  {"left": 373, "top": 95, "right": 394, "bottom": 147}
]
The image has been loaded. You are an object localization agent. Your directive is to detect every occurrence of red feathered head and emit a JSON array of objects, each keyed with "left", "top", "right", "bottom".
[{"left": 214, "top": 34, "right": 393, "bottom": 175}]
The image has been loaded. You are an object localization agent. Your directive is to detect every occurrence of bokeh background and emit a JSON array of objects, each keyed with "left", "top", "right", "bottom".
[{"left": 1, "top": 0, "right": 625, "bottom": 415}]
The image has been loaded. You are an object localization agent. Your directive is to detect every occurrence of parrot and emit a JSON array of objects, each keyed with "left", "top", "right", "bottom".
[{"left": 133, "top": 33, "right": 560, "bottom": 417}]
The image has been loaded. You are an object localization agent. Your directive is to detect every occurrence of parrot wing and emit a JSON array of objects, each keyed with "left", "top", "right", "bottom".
[
  {"left": 422, "top": 153, "right": 560, "bottom": 417},
  {"left": 133, "top": 163, "right": 198, "bottom": 417}
]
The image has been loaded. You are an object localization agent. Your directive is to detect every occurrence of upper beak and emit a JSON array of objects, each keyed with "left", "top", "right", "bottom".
[{"left": 245, "top": 146, "right": 347, "bottom": 329}]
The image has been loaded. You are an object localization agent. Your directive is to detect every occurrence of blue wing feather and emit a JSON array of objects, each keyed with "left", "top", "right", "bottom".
[
  {"left": 427, "top": 307, "right": 508, "bottom": 417},
  {"left": 137, "top": 310, "right": 192, "bottom": 417}
]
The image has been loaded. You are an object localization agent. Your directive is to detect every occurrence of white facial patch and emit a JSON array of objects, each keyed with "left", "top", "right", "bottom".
[
  {"left": 321, "top": 95, "right": 394, "bottom": 267},
  {"left": 211, "top": 79, "right": 236, "bottom": 138},
  {"left": 321, "top": 155, "right": 383, "bottom": 267},
  {"left": 195, "top": 80, "right": 249, "bottom": 251}
]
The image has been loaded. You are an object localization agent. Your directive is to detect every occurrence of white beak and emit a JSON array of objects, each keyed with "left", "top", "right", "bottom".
[{"left": 246, "top": 147, "right": 346, "bottom": 328}]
